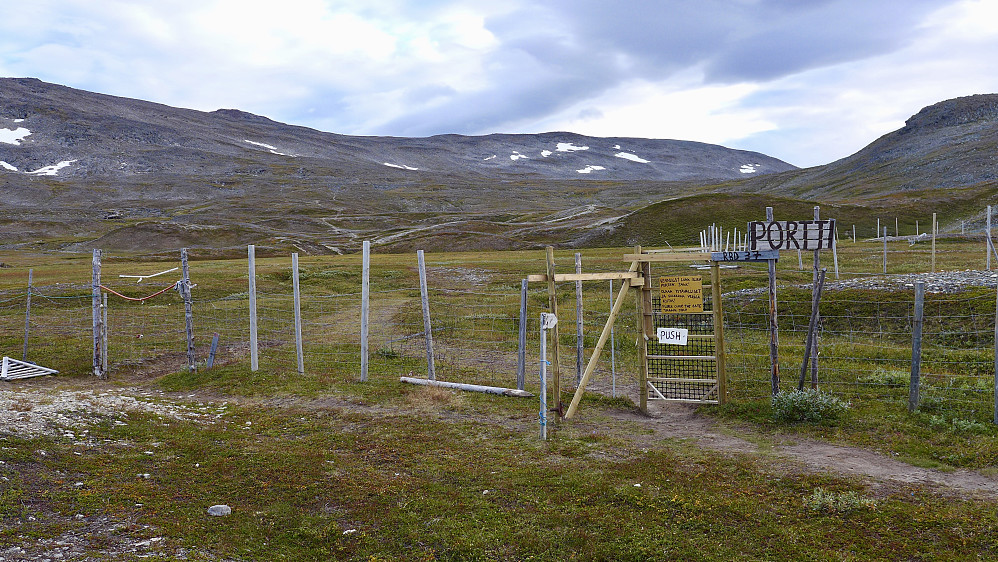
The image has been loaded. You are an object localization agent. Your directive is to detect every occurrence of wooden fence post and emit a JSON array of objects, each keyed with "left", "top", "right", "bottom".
[
  {"left": 609, "top": 279, "right": 617, "bottom": 398},
  {"left": 517, "top": 278, "right": 527, "bottom": 391},
  {"left": 181, "top": 248, "right": 196, "bottom": 373},
  {"left": 883, "top": 227, "right": 888, "bottom": 274},
  {"left": 248, "top": 245, "right": 259, "bottom": 372},
  {"left": 417, "top": 250, "right": 436, "bottom": 380},
  {"left": 994, "top": 285, "right": 998, "bottom": 424},
  {"left": 292, "top": 253, "right": 304, "bottom": 375},
  {"left": 711, "top": 262, "right": 727, "bottom": 404},
  {"left": 92, "top": 249, "right": 104, "bottom": 379},
  {"left": 361, "top": 240, "right": 370, "bottom": 382},
  {"left": 909, "top": 281, "right": 925, "bottom": 412},
  {"left": 22, "top": 269, "right": 31, "bottom": 362}
]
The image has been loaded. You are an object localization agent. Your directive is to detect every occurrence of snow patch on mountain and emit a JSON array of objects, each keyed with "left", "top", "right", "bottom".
[
  {"left": 0, "top": 161, "right": 17, "bottom": 171},
  {"left": 615, "top": 152, "right": 650, "bottom": 164},
  {"left": 557, "top": 142, "right": 589, "bottom": 152},
  {"left": 510, "top": 151, "right": 528, "bottom": 161},
  {"left": 740, "top": 163, "right": 760, "bottom": 174},
  {"left": 483, "top": 155, "right": 496, "bottom": 161},
  {"left": 384, "top": 162, "right": 419, "bottom": 171},
  {"left": 244, "top": 139, "right": 292, "bottom": 156},
  {"left": 577, "top": 165, "right": 605, "bottom": 174},
  {"left": 26, "top": 160, "right": 77, "bottom": 176},
  {"left": 541, "top": 150, "right": 553, "bottom": 157},
  {"left": 0, "top": 127, "right": 31, "bottom": 145}
]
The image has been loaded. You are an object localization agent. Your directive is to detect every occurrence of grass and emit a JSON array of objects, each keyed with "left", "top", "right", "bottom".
[{"left": 3, "top": 239, "right": 998, "bottom": 558}]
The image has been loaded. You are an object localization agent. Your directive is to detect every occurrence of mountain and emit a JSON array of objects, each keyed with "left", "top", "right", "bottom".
[
  {"left": 0, "top": 77, "right": 795, "bottom": 255},
  {"left": 0, "top": 77, "right": 793, "bottom": 183},
  {"left": 722, "top": 93, "right": 998, "bottom": 201}
]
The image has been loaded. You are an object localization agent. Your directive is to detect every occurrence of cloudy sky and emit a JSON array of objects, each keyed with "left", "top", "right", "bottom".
[{"left": 2, "top": 0, "right": 997, "bottom": 167}]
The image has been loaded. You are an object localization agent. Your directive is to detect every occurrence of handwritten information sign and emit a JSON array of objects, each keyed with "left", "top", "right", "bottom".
[{"left": 659, "top": 275, "right": 703, "bottom": 313}]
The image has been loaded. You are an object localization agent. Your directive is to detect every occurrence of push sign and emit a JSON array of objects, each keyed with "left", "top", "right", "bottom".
[
  {"left": 657, "top": 327, "right": 689, "bottom": 346},
  {"left": 747, "top": 219, "right": 836, "bottom": 252}
]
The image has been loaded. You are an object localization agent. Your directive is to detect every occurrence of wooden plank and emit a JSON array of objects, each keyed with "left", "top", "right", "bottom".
[
  {"left": 646, "top": 355, "right": 717, "bottom": 361},
  {"left": 648, "top": 377, "right": 718, "bottom": 384},
  {"left": 526, "top": 272, "right": 641, "bottom": 283},
  {"left": 622, "top": 253, "right": 712, "bottom": 262}
]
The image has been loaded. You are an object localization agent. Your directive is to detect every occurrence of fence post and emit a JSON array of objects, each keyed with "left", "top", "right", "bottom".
[
  {"left": 181, "top": 248, "right": 196, "bottom": 373},
  {"left": 609, "top": 279, "right": 617, "bottom": 398},
  {"left": 575, "top": 252, "right": 583, "bottom": 387},
  {"left": 417, "top": 250, "right": 436, "bottom": 380},
  {"left": 931, "top": 212, "right": 937, "bottom": 273},
  {"left": 766, "top": 207, "right": 780, "bottom": 396},
  {"left": 207, "top": 333, "right": 220, "bottom": 369},
  {"left": 92, "top": 249, "right": 104, "bottom": 379},
  {"left": 994, "top": 285, "right": 998, "bottom": 424},
  {"left": 361, "top": 240, "right": 370, "bottom": 382},
  {"left": 545, "top": 246, "right": 562, "bottom": 417},
  {"left": 102, "top": 293, "right": 109, "bottom": 375},
  {"left": 517, "top": 278, "right": 527, "bottom": 391},
  {"left": 988, "top": 205, "right": 993, "bottom": 271},
  {"left": 811, "top": 206, "right": 821, "bottom": 382},
  {"left": 248, "top": 245, "right": 259, "bottom": 371},
  {"left": 292, "top": 252, "right": 304, "bottom": 376},
  {"left": 540, "top": 313, "right": 557, "bottom": 440},
  {"left": 22, "top": 269, "right": 32, "bottom": 362},
  {"left": 909, "top": 281, "right": 925, "bottom": 412},
  {"left": 883, "top": 227, "right": 888, "bottom": 274}
]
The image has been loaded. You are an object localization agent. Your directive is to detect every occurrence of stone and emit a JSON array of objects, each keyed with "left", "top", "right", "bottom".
[{"left": 207, "top": 505, "right": 231, "bottom": 517}]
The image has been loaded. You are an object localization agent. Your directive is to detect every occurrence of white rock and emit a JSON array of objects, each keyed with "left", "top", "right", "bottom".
[{"left": 207, "top": 504, "right": 232, "bottom": 516}]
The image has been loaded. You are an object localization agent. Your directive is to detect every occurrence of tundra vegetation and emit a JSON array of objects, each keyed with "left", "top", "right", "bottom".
[{"left": 1, "top": 234, "right": 997, "bottom": 560}]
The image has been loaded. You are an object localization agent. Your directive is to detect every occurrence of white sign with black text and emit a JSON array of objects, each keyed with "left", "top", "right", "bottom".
[{"left": 657, "top": 327, "right": 689, "bottom": 346}]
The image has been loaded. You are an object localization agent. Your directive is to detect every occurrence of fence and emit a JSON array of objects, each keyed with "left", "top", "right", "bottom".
[{"left": 3, "top": 245, "right": 998, "bottom": 424}]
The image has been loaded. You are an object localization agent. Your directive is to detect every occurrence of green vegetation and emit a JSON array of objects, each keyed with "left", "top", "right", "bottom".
[
  {"left": 771, "top": 389, "right": 850, "bottom": 423},
  {"left": 2, "top": 238, "right": 998, "bottom": 559}
]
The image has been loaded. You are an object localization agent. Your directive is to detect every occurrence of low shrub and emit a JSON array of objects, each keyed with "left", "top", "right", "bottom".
[
  {"left": 772, "top": 388, "right": 849, "bottom": 423},
  {"left": 804, "top": 487, "right": 877, "bottom": 515}
]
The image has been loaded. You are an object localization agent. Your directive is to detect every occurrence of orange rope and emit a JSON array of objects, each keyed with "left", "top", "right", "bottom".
[{"left": 99, "top": 282, "right": 179, "bottom": 302}]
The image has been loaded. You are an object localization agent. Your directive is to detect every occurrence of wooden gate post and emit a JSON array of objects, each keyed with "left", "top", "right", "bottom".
[
  {"left": 634, "top": 245, "right": 652, "bottom": 413},
  {"left": 711, "top": 262, "right": 727, "bottom": 404},
  {"left": 181, "top": 248, "right": 196, "bottom": 373},
  {"left": 765, "top": 207, "right": 780, "bottom": 396}
]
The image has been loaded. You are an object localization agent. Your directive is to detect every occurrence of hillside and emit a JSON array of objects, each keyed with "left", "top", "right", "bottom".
[
  {"left": 0, "top": 77, "right": 795, "bottom": 255},
  {"left": 719, "top": 94, "right": 998, "bottom": 201}
]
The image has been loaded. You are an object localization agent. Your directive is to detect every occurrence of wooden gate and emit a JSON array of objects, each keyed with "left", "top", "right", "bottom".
[{"left": 631, "top": 250, "right": 727, "bottom": 408}]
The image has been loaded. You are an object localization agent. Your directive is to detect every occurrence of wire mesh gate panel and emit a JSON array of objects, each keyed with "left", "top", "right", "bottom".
[{"left": 646, "top": 281, "right": 721, "bottom": 403}]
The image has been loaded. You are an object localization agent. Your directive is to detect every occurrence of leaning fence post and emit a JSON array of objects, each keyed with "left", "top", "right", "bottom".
[
  {"left": 417, "top": 250, "right": 436, "bottom": 380},
  {"left": 22, "top": 269, "right": 32, "bottom": 362},
  {"left": 248, "top": 245, "right": 259, "bottom": 371},
  {"left": 292, "top": 253, "right": 304, "bottom": 376},
  {"left": 181, "top": 248, "right": 196, "bottom": 373},
  {"left": 360, "top": 240, "right": 370, "bottom": 382},
  {"left": 517, "top": 278, "right": 527, "bottom": 391},
  {"left": 92, "top": 249, "right": 104, "bottom": 379},
  {"left": 909, "top": 281, "right": 925, "bottom": 412}
]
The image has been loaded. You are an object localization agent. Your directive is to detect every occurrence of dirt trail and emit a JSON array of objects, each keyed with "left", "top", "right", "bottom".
[{"left": 626, "top": 401, "right": 998, "bottom": 498}]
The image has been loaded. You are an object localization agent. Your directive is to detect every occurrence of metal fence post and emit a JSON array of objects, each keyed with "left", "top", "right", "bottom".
[
  {"left": 361, "top": 240, "right": 370, "bottom": 382},
  {"left": 292, "top": 253, "right": 304, "bottom": 376},
  {"left": 517, "top": 278, "right": 527, "bottom": 391},
  {"left": 248, "top": 245, "right": 259, "bottom": 372},
  {"left": 909, "top": 281, "right": 925, "bottom": 412}
]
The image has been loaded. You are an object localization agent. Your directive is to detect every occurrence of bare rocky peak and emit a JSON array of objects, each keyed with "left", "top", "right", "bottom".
[{"left": 902, "top": 94, "right": 998, "bottom": 132}]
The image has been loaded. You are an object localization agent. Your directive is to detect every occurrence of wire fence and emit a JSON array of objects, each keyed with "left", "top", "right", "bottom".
[{"left": 2, "top": 249, "right": 997, "bottom": 423}]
